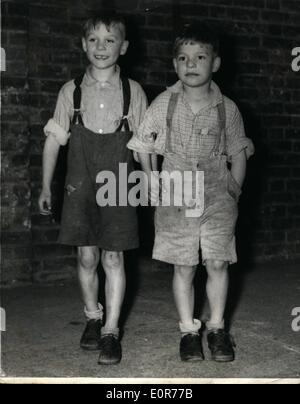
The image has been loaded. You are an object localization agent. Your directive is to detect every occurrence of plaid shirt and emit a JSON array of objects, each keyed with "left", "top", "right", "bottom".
[
  {"left": 44, "top": 65, "right": 148, "bottom": 146},
  {"left": 127, "top": 80, "right": 254, "bottom": 161}
]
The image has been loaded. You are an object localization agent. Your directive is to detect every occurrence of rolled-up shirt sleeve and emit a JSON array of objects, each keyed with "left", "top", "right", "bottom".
[
  {"left": 43, "top": 85, "right": 72, "bottom": 146},
  {"left": 226, "top": 106, "right": 255, "bottom": 160},
  {"left": 128, "top": 82, "right": 148, "bottom": 138},
  {"left": 127, "top": 96, "right": 165, "bottom": 155}
]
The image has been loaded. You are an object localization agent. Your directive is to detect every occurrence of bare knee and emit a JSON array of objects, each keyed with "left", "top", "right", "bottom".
[
  {"left": 206, "top": 260, "right": 228, "bottom": 275},
  {"left": 101, "top": 251, "right": 123, "bottom": 272},
  {"left": 78, "top": 247, "right": 99, "bottom": 272},
  {"left": 174, "top": 265, "right": 197, "bottom": 279}
]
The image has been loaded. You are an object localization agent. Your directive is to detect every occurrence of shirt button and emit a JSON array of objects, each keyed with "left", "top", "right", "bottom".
[
  {"left": 99, "top": 129, "right": 103, "bottom": 134},
  {"left": 100, "top": 104, "right": 104, "bottom": 109}
]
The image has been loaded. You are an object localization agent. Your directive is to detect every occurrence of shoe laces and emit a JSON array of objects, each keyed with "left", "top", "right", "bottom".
[
  {"left": 210, "top": 329, "right": 236, "bottom": 349},
  {"left": 101, "top": 334, "right": 118, "bottom": 349}
]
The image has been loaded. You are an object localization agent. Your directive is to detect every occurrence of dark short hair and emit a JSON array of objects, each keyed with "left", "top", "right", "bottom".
[
  {"left": 82, "top": 12, "right": 127, "bottom": 39},
  {"left": 174, "top": 23, "right": 220, "bottom": 57}
]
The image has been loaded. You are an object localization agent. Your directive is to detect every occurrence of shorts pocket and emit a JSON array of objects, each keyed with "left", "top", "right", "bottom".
[{"left": 227, "top": 171, "right": 242, "bottom": 202}]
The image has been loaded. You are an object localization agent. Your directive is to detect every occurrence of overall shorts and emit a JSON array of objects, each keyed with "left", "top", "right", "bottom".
[
  {"left": 58, "top": 75, "right": 139, "bottom": 251},
  {"left": 153, "top": 93, "right": 241, "bottom": 266}
]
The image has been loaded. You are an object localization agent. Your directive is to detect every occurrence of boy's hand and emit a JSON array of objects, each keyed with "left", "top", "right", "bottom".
[{"left": 39, "top": 189, "right": 52, "bottom": 215}]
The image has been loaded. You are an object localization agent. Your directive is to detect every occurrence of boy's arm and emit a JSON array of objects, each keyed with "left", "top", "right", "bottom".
[
  {"left": 138, "top": 152, "right": 152, "bottom": 176},
  {"left": 230, "top": 149, "right": 247, "bottom": 188},
  {"left": 128, "top": 91, "right": 165, "bottom": 157},
  {"left": 225, "top": 102, "right": 255, "bottom": 190},
  {"left": 128, "top": 91, "right": 167, "bottom": 202},
  {"left": 38, "top": 135, "right": 60, "bottom": 214},
  {"left": 151, "top": 154, "right": 158, "bottom": 171},
  {"left": 139, "top": 153, "right": 160, "bottom": 205},
  {"left": 39, "top": 83, "right": 72, "bottom": 214}
]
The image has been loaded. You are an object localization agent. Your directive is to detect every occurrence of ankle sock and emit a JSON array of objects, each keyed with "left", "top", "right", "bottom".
[
  {"left": 179, "top": 319, "right": 201, "bottom": 335},
  {"left": 84, "top": 303, "right": 104, "bottom": 321},
  {"left": 101, "top": 327, "right": 120, "bottom": 338},
  {"left": 206, "top": 320, "right": 225, "bottom": 332}
]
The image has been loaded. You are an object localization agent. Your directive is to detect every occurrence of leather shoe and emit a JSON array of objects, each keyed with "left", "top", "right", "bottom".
[
  {"left": 98, "top": 334, "right": 122, "bottom": 365},
  {"left": 80, "top": 319, "right": 102, "bottom": 351},
  {"left": 180, "top": 333, "right": 204, "bottom": 362},
  {"left": 207, "top": 329, "right": 236, "bottom": 362}
]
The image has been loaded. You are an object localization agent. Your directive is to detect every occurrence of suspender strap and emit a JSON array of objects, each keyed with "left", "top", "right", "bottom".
[
  {"left": 115, "top": 75, "right": 131, "bottom": 132},
  {"left": 218, "top": 99, "right": 226, "bottom": 127},
  {"left": 72, "top": 74, "right": 131, "bottom": 132},
  {"left": 211, "top": 99, "right": 227, "bottom": 157},
  {"left": 121, "top": 75, "right": 130, "bottom": 117},
  {"left": 72, "top": 74, "right": 85, "bottom": 126},
  {"left": 218, "top": 99, "right": 227, "bottom": 156},
  {"left": 165, "top": 93, "right": 179, "bottom": 153},
  {"left": 165, "top": 93, "right": 227, "bottom": 158}
]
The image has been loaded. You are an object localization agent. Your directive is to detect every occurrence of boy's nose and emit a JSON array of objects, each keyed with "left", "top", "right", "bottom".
[
  {"left": 187, "top": 59, "right": 197, "bottom": 68},
  {"left": 96, "top": 40, "right": 106, "bottom": 50}
]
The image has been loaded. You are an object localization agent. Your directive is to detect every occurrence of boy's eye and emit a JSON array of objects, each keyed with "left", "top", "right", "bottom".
[
  {"left": 198, "top": 55, "right": 206, "bottom": 60},
  {"left": 178, "top": 56, "right": 186, "bottom": 62},
  {"left": 88, "top": 37, "right": 96, "bottom": 42},
  {"left": 106, "top": 39, "right": 115, "bottom": 44}
]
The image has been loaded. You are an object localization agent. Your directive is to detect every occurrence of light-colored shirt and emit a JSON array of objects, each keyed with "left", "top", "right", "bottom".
[
  {"left": 127, "top": 80, "right": 255, "bottom": 161},
  {"left": 44, "top": 65, "right": 148, "bottom": 146}
]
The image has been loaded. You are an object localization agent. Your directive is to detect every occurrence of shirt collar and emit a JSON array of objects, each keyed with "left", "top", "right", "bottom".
[
  {"left": 83, "top": 65, "right": 121, "bottom": 89},
  {"left": 167, "top": 80, "right": 223, "bottom": 107}
]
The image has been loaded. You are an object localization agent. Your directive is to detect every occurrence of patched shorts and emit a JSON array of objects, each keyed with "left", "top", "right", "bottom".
[{"left": 153, "top": 170, "right": 240, "bottom": 266}]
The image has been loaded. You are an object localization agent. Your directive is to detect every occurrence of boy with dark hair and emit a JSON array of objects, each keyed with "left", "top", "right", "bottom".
[
  {"left": 39, "top": 13, "right": 148, "bottom": 365},
  {"left": 128, "top": 23, "right": 255, "bottom": 362}
]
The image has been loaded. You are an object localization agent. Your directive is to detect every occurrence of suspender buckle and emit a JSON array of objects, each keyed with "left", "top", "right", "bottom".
[{"left": 71, "top": 73, "right": 131, "bottom": 131}]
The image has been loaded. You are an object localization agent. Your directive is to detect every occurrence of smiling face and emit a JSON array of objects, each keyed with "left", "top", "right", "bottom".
[
  {"left": 173, "top": 41, "right": 221, "bottom": 88},
  {"left": 82, "top": 23, "right": 129, "bottom": 71}
]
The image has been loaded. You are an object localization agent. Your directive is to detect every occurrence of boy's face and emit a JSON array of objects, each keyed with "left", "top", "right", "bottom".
[
  {"left": 82, "top": 23, "right": 129, "bottom": 71},
  {"left": 173, "top": 41, "right": 221, "bottom": 88}
]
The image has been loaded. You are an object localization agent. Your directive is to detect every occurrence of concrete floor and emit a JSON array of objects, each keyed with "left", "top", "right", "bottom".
[{"left": 0, "top": 257, "right": 300, "bottom": 381}]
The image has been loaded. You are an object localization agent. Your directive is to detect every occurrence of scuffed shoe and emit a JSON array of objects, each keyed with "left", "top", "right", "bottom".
[
  {"left": 180, "top": 333, "right": 204, "bottom": 362},
  {"left": 207, "top": 329, "right": 236, "bottom": 362},
  {"left": 80, "top": 319, "right": 102, "bottom": 351},
  {"left": 98, "top": 334, "right": 122, "bottom": 365}
]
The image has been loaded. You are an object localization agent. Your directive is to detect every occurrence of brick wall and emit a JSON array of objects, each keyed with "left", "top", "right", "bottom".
[
  {"left": 1, "top": 0, "right": 32, "bottom": 286},
  {"left": 1, "top": 0, "right": 300, "bottom": 286}
]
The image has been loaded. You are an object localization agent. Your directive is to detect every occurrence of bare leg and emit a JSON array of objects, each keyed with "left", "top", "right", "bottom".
[
  {"left": 205, "top": 260, "right": 229, "bottom": 327},
  {"left": 205, "top": 260, "right": 235, "bottom": 362},
  {"left": 173, "top": 265, "right": 197, "bottom": 327},
  {"left": 101, "top": 251, "right": 126, "bottom": 332},
  {"left": 174, "top": 265, "right": 204, "bottom": 362},
  {"left": 78, "top": 246, "right": 100, "bottom": 313}
]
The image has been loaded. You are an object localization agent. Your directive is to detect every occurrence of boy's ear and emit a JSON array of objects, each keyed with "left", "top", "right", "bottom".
[
  {"left": 120, "top": 40, "right": 129, "bottom": 56},
  {"left": 82, "top": 37, "right": 87, "bottom": 53},
  {"left": 213, "top": 56, "right": 221, "bottom": 73},
  {"left": 173, "top": 58, "right": 178, "bottom": 73}
]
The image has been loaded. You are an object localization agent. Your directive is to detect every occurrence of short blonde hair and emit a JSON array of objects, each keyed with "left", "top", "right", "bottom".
[
  {"left": 82, "top": 13, "right": 126, "bottom": 40},
  {"left": 174, "top": 23, "right": 220, "bottom": 57}
]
